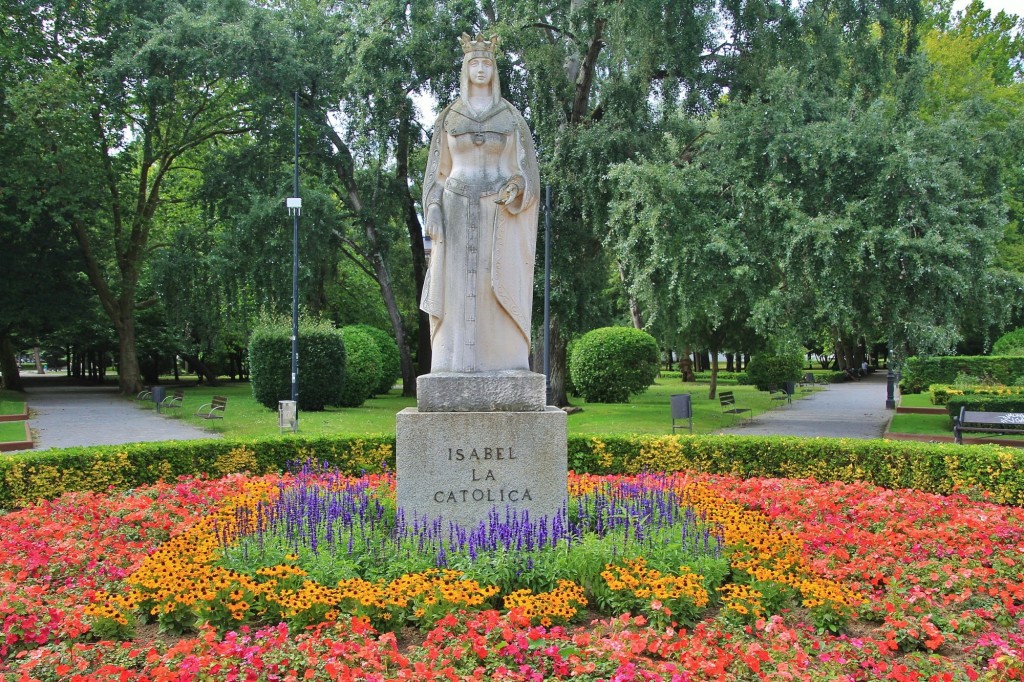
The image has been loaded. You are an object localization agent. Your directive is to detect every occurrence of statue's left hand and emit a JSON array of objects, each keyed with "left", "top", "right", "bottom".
[{"left": 495, "top": 181, "right": 521, "bottom": 206}]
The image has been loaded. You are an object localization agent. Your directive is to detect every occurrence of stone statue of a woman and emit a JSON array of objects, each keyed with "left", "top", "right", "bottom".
[{"left": 421, "top": 33, "right": 540, "bottom": 374}]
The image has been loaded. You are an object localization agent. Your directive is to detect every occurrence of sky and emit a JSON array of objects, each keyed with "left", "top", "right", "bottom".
[{"left": 952, "top": 0, "right": 1024, "bottom": 15}]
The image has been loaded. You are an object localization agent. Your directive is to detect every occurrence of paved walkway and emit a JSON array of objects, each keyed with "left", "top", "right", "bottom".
[
  {"left": 717, "top": 371, "right": 894, "bottom": 438},
  {"left": 6, "top": 371, "right": 893, "bottom": 453},
  {"left": 10, "top": 376, "right": 218, "bottom": 452}
]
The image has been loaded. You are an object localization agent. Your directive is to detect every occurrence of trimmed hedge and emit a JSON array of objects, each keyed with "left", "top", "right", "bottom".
[
  {"left": 660, "top": 371, "right": 749, "bottom": 385},
  {"left": 900, "top": 356, "right": 1024, "bottom": 394},
  {"left": 339, "top": 326, "right": 383, "bottom": 407},
  {"left": 565, "top": 434, "right": 1024, "bottom": 506},
  {"left": 250, "top": 320, "right": 346, "bottom": 411},
  {"left": 569, "top": 327, "right": 660, "bottom": 403},
  {"left": 0, "top": 435, "right": 394, "bottom": 509},
  {"left": 745, "top": 352, "right": 803, "bottom": 392},
  {"left": 992, "top": 328, "right": 1024, "bottom": 356},
  {"left": 2, "top": 432, "right": 1023, "bottom": 509},
  {"left": 352, "top": 325, "right": 402, "bottom": 395},
  {"left": 945, "top": 394, "right": 1024, "bottom": 419},
  {"left": 929, "top": 384, "right": 1024, "bottom": 406}
]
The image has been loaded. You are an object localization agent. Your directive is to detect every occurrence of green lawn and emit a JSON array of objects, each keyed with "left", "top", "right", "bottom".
[
  {"left": 888, "top": 412, "right": 1024, "bottom": 442},
  {"left": 897, "top": 392, "right": 937, "bottom": 408},
  {"left": 0, "top": 421, "right": 29, "bottom": 443},
  {"left": 0, "top": 401, "right": 25, "bottom": 416},
  {"left": 888, "top": 413, "right": 952, "bottom": 436},
  {"left": 138, "top": 383, "right": 417, "bottom": 438},
  {"left": 139, "top": 379, "right": 810, "bottom": 439},
  {"left": 564, "top": 379, "right": 796, "bottom": 434}
]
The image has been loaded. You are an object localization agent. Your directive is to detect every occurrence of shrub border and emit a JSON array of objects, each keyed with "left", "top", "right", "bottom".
[{"left": 1, "top": 433, "right": 1022, "bottom": 509}]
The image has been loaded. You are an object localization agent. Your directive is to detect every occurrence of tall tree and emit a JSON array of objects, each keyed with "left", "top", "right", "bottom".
[
  {"left": 486, "top": 0, "right": 722, "bottom": 404},
  {"left": 4, "top": 0, "right": 260, "bottom": 394},
  {"left": 238, "top": 0, "right": 480, "bottom": 396}
]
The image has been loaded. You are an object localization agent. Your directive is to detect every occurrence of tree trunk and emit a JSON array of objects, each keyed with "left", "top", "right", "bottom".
[
  {"left": 548, "top": 318, "right": 570, "bottom": 407},
  {"left": 0, "top": 334, "right": 23, "bottom": 391},
  {"left": 395, "top": 99, "right": 432, "bottom": 380},
  {"left": 142, "top": 351, "right": 160, "bottom": 384},
  {"left": 616, "top": 260, "right": 643, "bottom": 329},
  {"left": 708, "top": 349, "right": 720, "bottom": 399},
  {"left": 680, "top": 346, "right": 694, "bottom": 382},
  {"left": 319, "top": 114, "right": 416, "bottom": 397},
  {"left": 115, "top": 321, "right": 144, "bottom": 394},
  {"left": 725, "top": 352, "right": 734, "bottom": 372},
  {"left": 33, "top": 347, "right": 44, "bottom": 374},
  {"left": 180, "top": 353, "right": 219, "bottom": 386}
]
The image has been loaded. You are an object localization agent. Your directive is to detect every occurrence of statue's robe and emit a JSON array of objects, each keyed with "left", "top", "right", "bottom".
[{"left": 420, "top": 98, "right": 540, "bottom": 373}]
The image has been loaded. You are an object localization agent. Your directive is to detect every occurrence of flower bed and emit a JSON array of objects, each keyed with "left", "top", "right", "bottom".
[{"left": 0, "top": 470, "right": 1022, "bottom": 680}]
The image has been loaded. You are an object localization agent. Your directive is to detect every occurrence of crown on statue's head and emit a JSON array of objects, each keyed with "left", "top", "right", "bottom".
[{"left": 460, "top": 32, "right": 500, "bottom": 59}]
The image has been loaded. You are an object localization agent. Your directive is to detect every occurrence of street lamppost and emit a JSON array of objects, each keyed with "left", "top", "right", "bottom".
[
  {"left": 285, "top": 91, "right": 301, "bottom": 432},
  {"left": 885, "top": 342, "right": 896, "bottom": 409},
  {"left": 543, "top": 185, "right": 552, "bottom": 405}
]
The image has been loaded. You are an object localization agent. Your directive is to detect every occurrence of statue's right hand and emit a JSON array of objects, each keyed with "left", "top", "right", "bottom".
[{"left": 425, "top": 206, "right": 443, "bottom": 244}]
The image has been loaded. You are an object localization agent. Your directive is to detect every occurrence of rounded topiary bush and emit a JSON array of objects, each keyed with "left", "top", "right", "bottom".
[
  {"left": 745, "top": 352, "right": 803, "bottom": 392},
  {"left": 339, "top": 326, "right": 383, "bottom": 407},
  {"left": 351, "top": 324, "right": 402, "bottom": 395},
  {"left": 249, "top": 319, "right": 345, "bottom": 411},
  {"left": 569, "top": 327, "right": 660, "bottom": 403},
  {"left": 993, "top": 328, "right": 1024, "bottom": 356}
]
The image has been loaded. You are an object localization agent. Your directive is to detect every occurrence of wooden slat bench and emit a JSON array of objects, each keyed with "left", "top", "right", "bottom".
[
  {"left": 195, "top": 396, "right": 228, "bottom": 420},
  {"left": 160, "top": 389, "right": 184, "bottom": 411},
  {"left": 720, "top": 391, "right": 752, "bottom": 423},
  {"left": 953, "top": 407, "right": 1024, "bottom": 444}
]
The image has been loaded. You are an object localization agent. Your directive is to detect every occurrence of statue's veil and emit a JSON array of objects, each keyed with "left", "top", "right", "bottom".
[{"left": 458, "top": 40, "right": 502, "bottom": 111}]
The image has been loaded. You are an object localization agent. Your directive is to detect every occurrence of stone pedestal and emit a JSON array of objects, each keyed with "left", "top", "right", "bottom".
[
  {"left": 416, "top": 370, "right": 546, "bottom": 412},
  {"left": 396, "top": 372, "right": 567, "bottom": 529}
]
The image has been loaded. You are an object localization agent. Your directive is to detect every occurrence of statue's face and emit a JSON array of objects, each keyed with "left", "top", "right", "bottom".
[{"left": 467, "top": 57, "right": 494, "bottom": 86}]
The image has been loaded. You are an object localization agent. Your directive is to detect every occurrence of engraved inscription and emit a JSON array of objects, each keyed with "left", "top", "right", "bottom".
[
  {"left": 447, "top": 446, "right": 517, "bottom": 461},
  {"left": 433, "top": 489, "right": 533, "bottom": 503},
  {"left": 436, "top": 445, "right": 528, "bottom": 504}
]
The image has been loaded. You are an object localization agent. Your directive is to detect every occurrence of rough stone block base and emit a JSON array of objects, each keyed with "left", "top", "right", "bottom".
[
  {"left": 396, "top": 407, "right": 567, "bottom": 529},
  {"left": 416, "top": 371, "right": 546, "bottom": 412}
]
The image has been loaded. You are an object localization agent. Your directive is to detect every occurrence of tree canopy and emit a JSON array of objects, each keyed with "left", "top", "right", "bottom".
[{"left": 1, "top": 0, "right": 1021, "bottom": 398}]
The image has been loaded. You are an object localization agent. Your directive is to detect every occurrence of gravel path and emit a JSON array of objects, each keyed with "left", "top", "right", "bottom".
[
  {"left": 717, "top": 371, "right": 894, "bottom": 438},
  {"left": 5, "top": 370, "right": 894, "bottom": 454},
  {"left": 9, "top": 377, "right": 218, "bottom": 452}
]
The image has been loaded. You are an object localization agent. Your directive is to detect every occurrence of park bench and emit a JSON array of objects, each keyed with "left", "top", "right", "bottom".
[
  {"left": 798, "top": 373, "right": 816, "bottom": 394},
  {"left": 160, "top": 389, "right": 184, "bottom": 411},
  {"left": 195, "top": 396, "right": 228, "bottom": 420},
  {"left": 719, "top": 391, "right": 751, "bottom": 423},
  {"left": 768, "top": 382, "right": 794, "bottom": 405},
  {"left": 135, "top": 389, "right": 152, "bottom": 402},
  {"left": 953, "top": 406, "right": 1024, "bottom": 444},
  {"left": 671, "top": 393, "right": 693, "bottom": 433}
]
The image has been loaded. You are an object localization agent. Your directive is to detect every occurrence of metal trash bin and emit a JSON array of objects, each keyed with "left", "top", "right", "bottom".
[
  {"left": 279, "top": 400, "right": 297, "bottom": 433},
  {"left": 151, "top": 386, "right": 166, "bottom": 413}
]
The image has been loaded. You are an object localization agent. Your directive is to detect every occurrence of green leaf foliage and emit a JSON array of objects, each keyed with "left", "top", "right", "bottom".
[
  {"left": 350, "top": 325, "right": 402, "bottom": 396},
  {"left": 901, "top": 356, "right": 1024, "bottom": 393},
  {"left": 249, "top": 320, "right": 345, "bottom": 412},
  {"left": 2, "top": 433, "right": 1023, "bottom": 509},
  {"left": 569, "top": 327, "right": 660, "bottom": 403},
  {"left": 945, "top": 394, "right": 1024, "bottom": 419},
  {"left": 745, "top": 352, "right": 804, "bottom": 392},
  {"left": 338, "top": 326, "right": 383, "bottom": 408},
  {"left": 992, "top": 328, "right": 1024, "bottom": 356}
]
